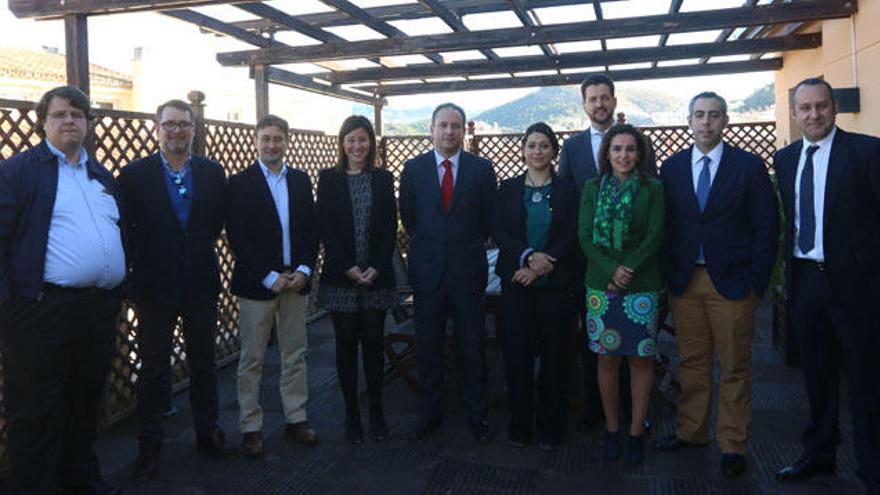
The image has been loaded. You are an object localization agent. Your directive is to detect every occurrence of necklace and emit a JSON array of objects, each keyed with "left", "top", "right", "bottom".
[{"left": 526, "top": 173, "right": 551, "bottom": 203}]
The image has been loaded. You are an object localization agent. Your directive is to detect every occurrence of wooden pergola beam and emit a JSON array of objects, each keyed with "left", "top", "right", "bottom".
[
  {"left": 263, "top": 67, "right": 384, "bottom": 106},
  {"left": 417, "top": 0, "right": 499, "bottom": 61},
  {"left": 9, "top": 0, "right": 246, "bottom": 18},
  {"left": 64, "top": 14, "right": 90, "bottom": 94},
  {"left": 697, "top": 0, "right": 760, "bottom": 64},
  {"left": 367, "top": 58, "right": 783, "bottom": 96},
  {"left": 507, "top": 0, "right": 556, "bottom": 57},
  {"left": 163, "top": 9, "right": 276, "bottom": 48},
  {"left": 320, "top": 0, "right": 444, "bottom": 65},
  {"left": 216, "top": 0, "right": 854, "bottom": 66},
  {"left": 328, "top": 33, "right": 820, "bottom": 84},
  {"left": 231, "top": 0, "right": 620, "bottom": 32},
  {"left": 652, "top": 0, "right": 684, "bottom": 68}
]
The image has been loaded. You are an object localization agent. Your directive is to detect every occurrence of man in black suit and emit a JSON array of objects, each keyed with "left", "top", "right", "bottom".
[
  {"left": 226, "top": 115, "right": 318, "bottom": 457},
  {"left": 399, "top": 103, "right": 497, "bottom": 444},
  {"left": 774, "top": 78, "right": 880, "bottom": 493},
  {"left": 120, "top": 99, "right": 234, "bottom": 481}
]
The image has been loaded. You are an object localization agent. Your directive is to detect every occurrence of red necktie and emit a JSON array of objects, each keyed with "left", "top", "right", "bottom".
[{"left": 440, "top": 159, "right": 454, "bottom": 213}]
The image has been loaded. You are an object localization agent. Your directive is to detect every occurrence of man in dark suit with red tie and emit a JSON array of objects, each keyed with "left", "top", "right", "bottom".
[
  {"left": 399, "top": 103, "right": 497, "bottom": 444},
  {"left": 774, "top": 78, "right": 880, "bottom": 494}
]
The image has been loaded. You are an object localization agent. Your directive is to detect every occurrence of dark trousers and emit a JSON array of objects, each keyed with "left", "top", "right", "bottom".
[
  {"left": 792, "top": 261, "right": 880, "bottom": 485},
  {"left": 1, "top": 287, "right": 120, "bottom": 494},
  {"left": 136, "top": 298, "right": 219, "bottom": 448},
  {"left": 331, "top": 310, "right": 386, "bottom": 415},
  {"left": 414, "top": 280, "right": 486, "bottom": 424},
  {"left": 501, "top": 283, "right": 571, "bottom": 443}
]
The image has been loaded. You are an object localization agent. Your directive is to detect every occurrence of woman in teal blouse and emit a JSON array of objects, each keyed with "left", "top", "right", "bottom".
[
  {"left": 578, "top": 124, "right": 664, "bottom": 465},
  {"left": 494, "top": 123, "right": 579, "bottom": 450}
]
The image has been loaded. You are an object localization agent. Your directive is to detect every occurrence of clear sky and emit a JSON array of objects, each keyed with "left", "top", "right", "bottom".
[{"left": 0, "top": 1, "right": 775, "bottom": 116}]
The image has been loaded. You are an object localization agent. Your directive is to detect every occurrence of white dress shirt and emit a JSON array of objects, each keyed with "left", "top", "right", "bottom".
[
  {"left": 589, "top": 126, "right": 607, "bottom": 172},
  {"left": 433, "top": 149, "right": 461, "bottom": 186},
  {"left": 690, "top": 141, "right": 725, "bottom": 193},
  {"left": 794, "top": 126, "right": 836, "bottom": 261},
  {"left": 43, "top": 141, "right": 126, "bottom": 289},
  {"left": 258, "top": 160, "right": 310, "bottom": 290}
]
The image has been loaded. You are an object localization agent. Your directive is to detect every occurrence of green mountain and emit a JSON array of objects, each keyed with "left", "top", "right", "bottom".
[{"left": 474, "top": 86, "right": 684, "bottom": 132}]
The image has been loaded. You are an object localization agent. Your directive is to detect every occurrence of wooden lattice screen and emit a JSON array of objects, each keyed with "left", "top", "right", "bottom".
[{"left": 0, "top": 97, "right": 775, "bottom": 475}]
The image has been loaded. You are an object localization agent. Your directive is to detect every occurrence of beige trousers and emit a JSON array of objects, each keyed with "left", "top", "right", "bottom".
[
  {"left": 670, "top": 268, "right": 758, "bottom": 454},
  {"left": 237, "top": 291, "right": 308, "bottom": 433}
]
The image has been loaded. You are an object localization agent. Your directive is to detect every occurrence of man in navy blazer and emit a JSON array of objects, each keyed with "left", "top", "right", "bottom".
[
  {"left": 773, "top": 79, "right": 880, "bottom": 492},
  {"left": 120, "top": 99, "right": 234, "bottom": 481},
  {"left": 399, "top": 103, "right": 497, "bottom": 444},
  {"left": 654, "top": 92, "right": 778, "bottom": 479},
  {"left": 226, "top": 115, "right": 319, "bottom": 457},
  {"left": 0, "top": 86, "right": 125, "bottom": 494}
]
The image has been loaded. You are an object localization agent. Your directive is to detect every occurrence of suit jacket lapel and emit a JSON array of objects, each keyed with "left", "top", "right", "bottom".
[
  {"left": 151, "top": 155, "right": 182, "bottom": 231},
  {"left": 186, "top": 159, "right": 203, "bottom": 231},
  {"left": 254, "top": 163, "right": 282, "bottom": 230},
  {"left": 448, "top": 151, "right": 470, "bottom": 215},
  {"left": 422, "top": 151, "right": 444, "bottom": 213},
  {"left": 782, "top": 142, "right": 802, "bottom": 226},
  {"left": 583, "top": 132, "right": 598, "bottom": 180},
  {"left": 823, "top": 129, "right": 846, "bottom": 231},
  {"left": 702, "top": 143, "right": 732, "bottom": 216}
]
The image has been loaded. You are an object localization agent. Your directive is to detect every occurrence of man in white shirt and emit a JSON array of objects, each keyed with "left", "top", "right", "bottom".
[{"left": 0, "top": 85, "right": 125, "bottom": 494}]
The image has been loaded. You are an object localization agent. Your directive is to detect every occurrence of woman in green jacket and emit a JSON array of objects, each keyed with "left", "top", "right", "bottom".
[{"left": 578, "top": 124, "right": 664, "bottom": 465}]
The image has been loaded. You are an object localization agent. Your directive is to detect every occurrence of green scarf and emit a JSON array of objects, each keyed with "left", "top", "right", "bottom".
[{"left": 592, "top": 174, "right": 638, "bottom": 251}]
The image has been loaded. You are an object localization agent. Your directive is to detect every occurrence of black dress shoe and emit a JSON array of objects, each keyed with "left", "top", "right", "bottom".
[
  {"left": 652, "top": 434, "right": 707, "bottom": 451},
  {"left": 408, "top": 418, "right": 442, "bottom": 442},
  {"left": 627, "top": 434, "right": 646, "bottom": 465},
  {"left": 346, "top": 413, "right": 365, "bottom": 445},
  {"left": 603, "top": 430, "right": 622, "bottom": 461},
  {"left": 775, "top": 456, "right": 836, "bottom": 481},
  {"left": 722, "top": 453, "right": 747, "bottom": 479},
  {"left": 196, "top": 427, "right": 236, "bottom": 458},
  {"left": 132, "top": 444, "right": 160, "bottom": 482},
  {"left": 469, "top": 420, "right": 494, "bottom": 445}
]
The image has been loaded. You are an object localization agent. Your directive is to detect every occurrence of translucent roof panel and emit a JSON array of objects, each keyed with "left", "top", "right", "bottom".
[
  {"left": 439, "top": 51, "right": 489, "bottom": 62},
  {"left": 553, "top": 40, "right": 603, "bottom": 55},
  {"left": 273, "top": 31, "right": 323, "bottom": 47},
  {"left": 709, "top": 54, "right": 753, "bottom": 63},
  {"left": 262, "top": 0, "right": 332, "bottom": 16},
  {"left": 379, "top": 55, "right": 435, "bottom": 67},
  {"left": 559, "top": 67, "right": 606, "bottom": 75},
  {"left": 274, "top": 63, "right": 331, "bottom": 75},
  {"left": 680, "top": 0, "right": 749, "bottom": 13},
  {"left": 323, "top": 25, "right": 388, "bottom": 42},
  {"left": 606, "top": 35, "right": 662, "bottom": 50},
  {"left": 492, "top": 46, "right": 545, "bottom": 58},
  {"left": 513, "top": 69, "right": 559, "bottom": 78},
  {"left": 601, "top": 0, "right": 668, "bottom": 19},
  {"left": 388, "top": 17, "right": 455, "bottom": 36},
  {"left": 608, "top": 62, "right": 653, "bottom": 70},
  {"left": 665, "top": 30, "right": 724, "bottom": 46},
  {"left": 531, "top": 5, "right": 597, "bottom": 24},
  {"left": 462, "top": 12, "right": 522, "bottom": 31},
  {"left": 192, "top": 5, "right": 260, "bottom": 22},
  {"left": 656, "top": 58, "right": 702, "bottom": 67}
]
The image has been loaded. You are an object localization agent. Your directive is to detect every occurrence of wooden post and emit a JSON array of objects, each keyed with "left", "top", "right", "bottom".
[
  {"left": 254, "top": 64, "right": 269, "bottom": 121},
  {"left": 64, "top": 14, "right": 90, "bottom": 95},
  {"left": 187, "top": 91, "right": 206, "bottom": 156},
  {"left": 373, "top": 102, "right": 383, "bottom": 136},
  {"left": 467, "top": 120, "right": 480, "bottom": 155},
  {"left": 616, "top": 112, "right": 627, "bottom": 125}
]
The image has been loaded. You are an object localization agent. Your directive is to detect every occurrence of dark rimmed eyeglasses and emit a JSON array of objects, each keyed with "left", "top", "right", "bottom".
[{"left": 160, "top": 120, "right": 194, "bottom": 132}]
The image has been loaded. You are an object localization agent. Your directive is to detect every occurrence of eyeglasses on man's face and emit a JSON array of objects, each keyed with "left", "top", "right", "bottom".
[{"left": 160, "top": 120, "right": 194, "bottom": 132}]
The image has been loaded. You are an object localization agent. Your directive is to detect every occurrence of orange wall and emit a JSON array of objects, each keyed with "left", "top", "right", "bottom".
[{"left": 775, "top": 0, "right": 880, "bottom": 145}]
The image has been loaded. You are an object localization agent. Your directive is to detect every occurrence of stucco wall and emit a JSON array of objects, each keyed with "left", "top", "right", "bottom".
[{"left": 775, "top": 0, "right": 880, "bottom": 145}]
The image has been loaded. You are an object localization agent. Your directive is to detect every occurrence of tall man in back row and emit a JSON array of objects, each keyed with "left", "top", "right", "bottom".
[
  {"left": 774, "top": 78, "right": 880, "bottom": 493},
  {"left": 0, "top": 86, "right": 125, "bottom": 494},
  {"left": 400, "top": 103, "right": 497, "bottom": 444},
  {"left": 558, "top": 74, "right": 656, "bottom": 430},
  {"left": 120, "top": 99, "right": 235, "bottom": 482}
]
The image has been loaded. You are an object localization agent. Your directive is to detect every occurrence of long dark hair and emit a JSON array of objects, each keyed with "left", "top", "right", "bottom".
[
  {"left": 521, "top": 122, "right": 560, "bottom": 173},
  {"left": 335, "top": 115, "right": 377, "bottom": 172},
  {"left": 597, "top": 124, "right": 650, "bottom": 183}
]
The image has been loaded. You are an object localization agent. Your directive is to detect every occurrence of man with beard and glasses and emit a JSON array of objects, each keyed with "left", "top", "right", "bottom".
[
  {"left": 119, "top": 99, "right": 234, "bottom": 482},
  {"left": 559, "top": 74, "right": 656, "bottom": 433}
]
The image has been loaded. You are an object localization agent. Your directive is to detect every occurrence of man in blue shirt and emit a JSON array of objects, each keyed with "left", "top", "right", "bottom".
[
  {"left": 0, "top": 86, "right": 125, "bottom": 494},
  {"left": 120, "top": 99, "right": 233, "bottom": 482}
]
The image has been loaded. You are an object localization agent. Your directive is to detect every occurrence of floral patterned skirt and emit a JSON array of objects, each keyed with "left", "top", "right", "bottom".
[{"left": 585, "top": 287, "right": 659, "bottom": 357}]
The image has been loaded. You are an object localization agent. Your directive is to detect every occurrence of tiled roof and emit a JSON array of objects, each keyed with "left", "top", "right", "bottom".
[{"left": 0, "top": 47, "right": 132, "bottom": 89}]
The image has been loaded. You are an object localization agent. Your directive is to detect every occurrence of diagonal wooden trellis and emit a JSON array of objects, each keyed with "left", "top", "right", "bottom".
[{"left": 0, "top": 97, "right": 775, "bottom": 475}]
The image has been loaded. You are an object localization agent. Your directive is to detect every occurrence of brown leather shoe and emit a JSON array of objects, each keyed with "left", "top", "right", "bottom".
[
  {"left": 196, "top": 427, "right": 236, "bottom": 458},
  {"left": 241, "top": 431, "right": 264, "bottom": 457},
  {"left": 285, "top": 421, "right": 319, "bottom": 445}
]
